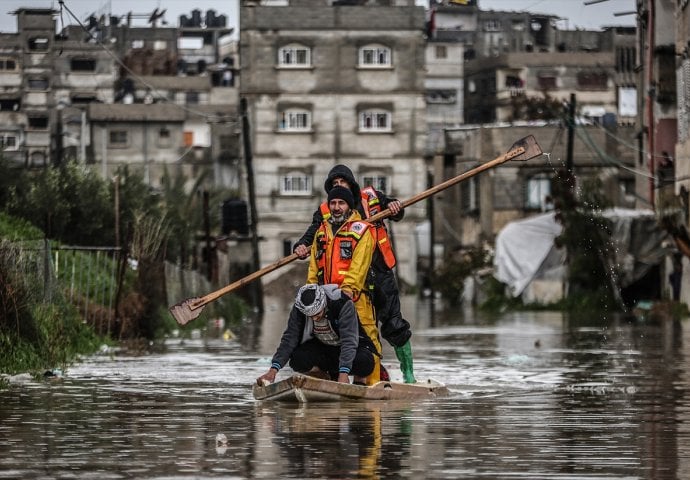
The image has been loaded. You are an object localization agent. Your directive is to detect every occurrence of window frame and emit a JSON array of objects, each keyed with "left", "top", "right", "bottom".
[
  {"left": 525, "top": 174, "right": 552, "bottom": 211},
  {"left": 28, "top": 37, "right": 49, "bottom": 52},
  {"left": 358, "top": 110, "right": 392, "bottom": 133},
  {"left": 70, "top": 58, "right": 97, "bottom": 72},
  {"left": 278, "top": 109, "right": 312, "bottom": 132},
  {"left": 576, "top": 70, "right": 609, "bottom": 91},
  {"left": 0, "top": 133, "right": 18, "bottom": 151},
  {"left": 358, "top": 44, "right": 392, "bottom": 68},
  {"left": 27, "top": 76, "right": 49, "bottom": 90},
  {"left": 277, "top": 44, "right": 312, "bottom": 68},
  {"left": 361, "top": 174, "right": 388, "bottom": 193},
  {"left": 108, "top": 129, "right": 129, "bottom": 148},
  {"left": 280, "top": 172, "right": 312, "bottom": 196},
  {"left": 27, "top": 115, "right": 48, "bottom": 131},
  {"left": 0, "top": 57, "right": 18, "bottom": 71},
  {"left": 426, "top": 89, "right": 457, "bottom": 104}
]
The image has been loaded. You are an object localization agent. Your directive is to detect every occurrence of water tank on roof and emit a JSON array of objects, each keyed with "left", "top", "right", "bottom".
[
  {"left": 222, "top": 199, "right": 248, "bottom": 235},
  {"left": 191, "top": 9, "right": 202, "bottom": 27},
  {"left": 205, "top": 10, "right": 217, "bottom": 27}
]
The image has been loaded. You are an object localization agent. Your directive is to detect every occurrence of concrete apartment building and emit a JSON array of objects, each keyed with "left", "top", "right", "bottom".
[
  {"left": 423, "top": 1, "right": 640, "bottom": 261},
  {"left": 0, "top": 9, "right": 59, "bottom": 167},
  {"left": 239, "top": 0, "right": 428, "bottom": 287},
  {"left": 0, "top": 7, "right": 239, "bottom": 192}
]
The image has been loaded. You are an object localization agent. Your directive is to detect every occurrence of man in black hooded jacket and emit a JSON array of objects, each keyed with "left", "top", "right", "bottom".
[{"left": 293, "top": 164, "right": 416, "bottom": 383}]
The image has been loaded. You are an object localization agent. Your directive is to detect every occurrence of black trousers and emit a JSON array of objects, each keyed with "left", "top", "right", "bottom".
[
  {"left": 289, "top": 339, "right": 374, "bottom": 379},
  {"left": 372, "top": 267, "right": 412, "bottom": 347}
]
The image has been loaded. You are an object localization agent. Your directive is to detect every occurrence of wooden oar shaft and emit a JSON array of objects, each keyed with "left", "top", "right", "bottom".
[
  {"left": 368, "top": 145, "right": 525, "bottom": 223},
  {"left": 179, "top": 139, "right": 535, "bottom": 312},
  {"left": 191, "top": 252, "right": 300, "bottom": 310}
]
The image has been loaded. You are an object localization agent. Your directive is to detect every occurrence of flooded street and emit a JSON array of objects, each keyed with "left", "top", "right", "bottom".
[{"left": 2, "top": 296, "right": 690, "bottom": 479}]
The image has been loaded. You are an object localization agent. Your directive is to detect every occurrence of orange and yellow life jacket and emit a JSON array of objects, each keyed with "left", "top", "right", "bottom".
[
  {"left": 319, "top": 186, "right": 397, "bottom": 269},
  {"left": 314, "top": 219, "right": 371, "bottom": 293}
]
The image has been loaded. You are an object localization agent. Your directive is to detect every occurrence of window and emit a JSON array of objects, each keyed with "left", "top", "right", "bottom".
[
  {"left": 280, "top": 173, "right": 312, "bottom": 195},
  {"left": 27, "top": 76, "right": 49, "bottom": 90},
  {"left": 0, "top": 99, "right": 20, "bottom": 111},
  {"left": 435, "top": 45, "right": 447, "bottom": 59},
  {"left": 359, "top": 110, "right": 391, "bottom": 132},
  {"left": 153, "top": 40, "right": 167, "bottom": 50},
  {"left": 362, "top": 175, "right": 388, "bottom": 193},
  {"left": 505, "top": 75, "right": 523, "bottom": 88},
  {"left": 537, "top": 74, "right": 557, "bottom": 90},
  {"left": 577, "top": 71, "right": 608, "bottom": 90},
  {"left": 70, "top": 58, "right": 96, "bottom": 72},
  {"left": 185, "top": 91, "right": 199, "bottom": 104},
  {"left": 426, "top": 89, "right": 457, "bottom": 104},
  {"left": 28, "top": 115, "right": 48, "bottom": 130},
  {"left": 71, "top": 94, "right": 97, "bottom": 104},
  {"left": 28, "top": 37, "right": 49, "bottom": 51},
  {"left": 0, "top": 134, "right": 17, "bottom": 151},
  {"left": 279, "top": 109, "right": 311, "bottom": 131},
  {"left": 460, "top": 177, "right": 478, "bottom": 212},
  {"left": 109, "top": 130, "right": 128, "bottom": 147},
  {"left": 359, "top": 45, "right": 391, "bottom": 67},
  {"left": 526, "top": 175, "right": 552, "bottom": 210},
  {"left": 484, "top": 20, "right": 501, "bottom": 32},
  {"left": 278, "top": 44, "right": 311, "bottom": 67},
  {"left": 158, "top": 127, "right": 171, "bottom": 147},
  {"left": 131, "top": 40, "right": 144, "bottom": 49},
  {"left": 0, "top": 58, "right": 17, "bottom": 70}
]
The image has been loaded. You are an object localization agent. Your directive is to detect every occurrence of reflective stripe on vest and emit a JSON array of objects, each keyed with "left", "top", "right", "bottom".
[
  {"left": 319, "top": 202, "right": 331, "bottom": 222},
  {"left": 315, "top": 220, "right": 370, "bottom": 286}
]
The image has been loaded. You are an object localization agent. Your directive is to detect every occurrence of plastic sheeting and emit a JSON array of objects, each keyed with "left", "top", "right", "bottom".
[
  {"left": 494, "top": 209, "right": 669, "bottom": 298},
  {"left": 494, "top": 212, "right": 563, "bottom": 297}
]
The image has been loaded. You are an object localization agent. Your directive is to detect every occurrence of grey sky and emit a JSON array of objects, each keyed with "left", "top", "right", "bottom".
[{"left": 0, "top": 0, "right": 635, "bottom": 34}]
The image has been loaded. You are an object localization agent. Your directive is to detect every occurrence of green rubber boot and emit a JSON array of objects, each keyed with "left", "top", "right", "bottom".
[{"left": 394, "top": 341, "right": 416, "bottom": 384}]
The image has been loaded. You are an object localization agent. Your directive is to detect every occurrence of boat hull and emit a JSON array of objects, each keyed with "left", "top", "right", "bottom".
[{"left": 252, "top": 374, "right": 450, "bottom": 403}]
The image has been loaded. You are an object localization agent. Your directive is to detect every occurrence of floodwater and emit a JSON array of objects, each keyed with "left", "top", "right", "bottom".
[{"left": 2, "top": 296, "right": 690, "bottom": 479}]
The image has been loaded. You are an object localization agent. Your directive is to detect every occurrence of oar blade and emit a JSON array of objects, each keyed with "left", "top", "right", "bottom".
[
  {"left": 508, "top": 135, "right": 542, "bottom": 161},
  {"left": 169, "top": 298, "right": 204, "bottom": 326}
]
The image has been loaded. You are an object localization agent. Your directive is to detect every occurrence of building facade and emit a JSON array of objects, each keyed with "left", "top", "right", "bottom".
[
  {"left": 239, "top": 0, "right": 428, "bottom": 287},
  {"left": 0, "top": 7, "right": 239, "bottom": 193}
]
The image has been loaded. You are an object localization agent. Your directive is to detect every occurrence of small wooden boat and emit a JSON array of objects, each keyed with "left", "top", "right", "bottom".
[{"left": 252, "top": 373, "right": 450, "bottom": 403}]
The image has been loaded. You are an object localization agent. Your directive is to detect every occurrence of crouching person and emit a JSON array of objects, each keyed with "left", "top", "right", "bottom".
[{"left": 256, "top": 284, "right": 376, "bottom": 385}]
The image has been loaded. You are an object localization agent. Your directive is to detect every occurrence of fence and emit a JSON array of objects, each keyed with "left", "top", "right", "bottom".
[
  {"left": 3, "top": 239, "right": 121, "bottom": 335},
  {"left": 4, "top": 239, "right": 218, "bottom": 335}
]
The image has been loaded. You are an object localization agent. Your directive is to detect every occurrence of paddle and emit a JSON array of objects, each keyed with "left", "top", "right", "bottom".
[{"left": 169, "top": 135, "right": 542, "bottom": 325}]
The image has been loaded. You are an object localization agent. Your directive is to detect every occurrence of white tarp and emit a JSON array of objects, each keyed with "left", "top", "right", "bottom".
[
  {"left": 493, "top": 209, "right": 668, "bottom": 299},
  {"left": 494, "top": 212, "right": 563, "bottom": 297}
]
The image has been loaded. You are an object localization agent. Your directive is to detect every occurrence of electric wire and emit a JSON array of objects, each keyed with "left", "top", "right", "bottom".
[{"left": 56, "top": 0, "right": 234, "bottom": 124}]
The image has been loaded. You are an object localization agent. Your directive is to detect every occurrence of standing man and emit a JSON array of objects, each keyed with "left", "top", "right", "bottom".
[
  {"left": 294, "top": 165, "right": 416, "bottom": 383},
  {"left": 305, "top": 185, "right": 382, "bottom": 384},
  {"left": 256, "top": 284, "right": 376, "bottom": 385}
]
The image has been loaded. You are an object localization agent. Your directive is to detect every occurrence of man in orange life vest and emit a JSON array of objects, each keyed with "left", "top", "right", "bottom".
[
  {"left": 305, "top": 185, "right": 382, "bottom": 384},
  {"left": 295, "top": 165, "right": 416, "bottom": 383}
]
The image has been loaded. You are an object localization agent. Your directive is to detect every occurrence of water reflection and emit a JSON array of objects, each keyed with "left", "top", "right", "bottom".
[
  {"left": 1, "top": 299, "right": 690, "bottom": 479},
  {"left": 253, "top": 402, "right": 411, "bottom": 478}
]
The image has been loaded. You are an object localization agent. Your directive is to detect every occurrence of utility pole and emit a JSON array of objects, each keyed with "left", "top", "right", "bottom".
[
  {"left": 240, "top": 97, "right": 264, "bottom": 314},
  {"left": 566, "top": 93, "right": 576, "bottom": 172}
]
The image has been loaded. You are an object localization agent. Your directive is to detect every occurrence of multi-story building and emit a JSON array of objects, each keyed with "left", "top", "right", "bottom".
[
  {"left": 0, "top": 8, "right": 57, "bottom": 167},
  {"left": 423, "top": 1, "right": 640, "bottom": 274},
  {"left": 239, "top": 0, "right": 428, "bottom": 287},
  {"left": 0, "top": 7, "right": 239, "bottom": 192}
]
